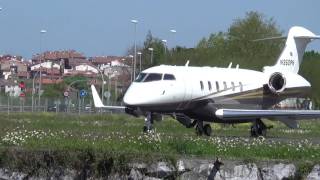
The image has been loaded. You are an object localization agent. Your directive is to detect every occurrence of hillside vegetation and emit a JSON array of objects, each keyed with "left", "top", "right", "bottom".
[{"left": 135, "top": 11, "right": 320, "bottom": 107}]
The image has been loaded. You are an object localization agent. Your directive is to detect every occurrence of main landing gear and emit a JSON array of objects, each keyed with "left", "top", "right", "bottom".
[
  {"left": 250, "top": 119, "right": 267, "bottom": 137},
  {"left": 143, "top": 112, "right": 154, "bottom": 133},
  {"left": 195, "top": 120, "right": 212, "bottom": 136}
]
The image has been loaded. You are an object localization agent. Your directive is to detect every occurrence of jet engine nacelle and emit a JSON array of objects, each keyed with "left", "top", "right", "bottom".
[{"left": 268, "top": 72, "right": 286, "bottom": 94}]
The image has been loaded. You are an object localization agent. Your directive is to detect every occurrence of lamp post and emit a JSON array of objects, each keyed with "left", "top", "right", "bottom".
[
  {"left": 148, "top": 48, "right": 154, "bottom": 65},
  {"left": 128, "top": 55, "right": 134, "bottom": 82},
  {"left": 137, "top": 51, "right": 142, "bottom": 72},
  {"left": 32, "top": 71, "right": 40, "bottom": 112},
  {"left": 131, "top": 19, "right": 138, "bottom": 80},
  {"left": 170, "top": 29, "right": 177, "bottom": 49},
  {"left": 98, "top": 69, "right": 105, "bottom": 104},
  {"left": 162, "top": 39, "right": 167, "bottom": 55},
  {"left": 38, "top": 29, "right": 47, "bottom": 111}
]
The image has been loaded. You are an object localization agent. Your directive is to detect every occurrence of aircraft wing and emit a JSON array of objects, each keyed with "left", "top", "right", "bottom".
[
  {"left": 91, "top": 85, "right": 125, "bottom": 109},
  {"left": 215, "top": 108, "right": 320, "bottom": 120}
]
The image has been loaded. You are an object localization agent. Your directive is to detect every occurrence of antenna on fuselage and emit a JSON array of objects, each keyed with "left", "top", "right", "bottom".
[
  {"left": 228, "top": 62, "right": 233, "bottom": 68},
  {"left": 236, "top": 64, "right": 239, "bottom": 69},
  {"left": 185, "top": 60, "right": 190, "bottom": 67}
]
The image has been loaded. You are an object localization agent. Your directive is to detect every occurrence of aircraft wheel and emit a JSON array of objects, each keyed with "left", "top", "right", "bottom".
[
  {"left": 250, "top": 125, "right": 258, "bottom": 137},
  {"left": 143, "top": 126, "right": 148, "bottom": 133},
  {"left": 203, "top": 124, "right": 212, "bottom": 136},
  {"left": 195, "top": 124, "right": 203, "bottom": 136},
  {"left": 250, "top": 119, "right": 267, "bottom": 137}
]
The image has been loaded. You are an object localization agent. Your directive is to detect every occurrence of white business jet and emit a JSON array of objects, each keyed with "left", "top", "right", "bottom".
[{"left": 91, "top": 26, "right": 320, "bottom": 137}]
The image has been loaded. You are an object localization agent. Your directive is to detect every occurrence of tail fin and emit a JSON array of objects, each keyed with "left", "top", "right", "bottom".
[{"left": 272, "top": 26, "right": 320, "bottom": 73}]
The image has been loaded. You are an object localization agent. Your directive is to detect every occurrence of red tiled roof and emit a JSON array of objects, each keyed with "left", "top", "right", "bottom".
[
  {"left": 90, "top": 56, "right": 126, "bottom": 65},
  {"left": 32, "top": 50, "right": 86, "bottom": 61}
]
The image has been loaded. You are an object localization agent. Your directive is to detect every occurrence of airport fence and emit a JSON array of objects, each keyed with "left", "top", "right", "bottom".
[{"left": 0, "top": 95, "right": 124, "bottom": 115}]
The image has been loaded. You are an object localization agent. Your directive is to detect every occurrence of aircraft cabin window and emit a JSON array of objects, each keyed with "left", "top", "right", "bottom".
[
  {"left": 223, "top": 81, "right": 227, "bottom": 90},
  {"left": 216, "top": 81, "right": 220, "bottom": 92},
  {"left": 239, "top": 82, "right": 243, "bottom": 92},
  {"left": 208, "top": 81, "right": 212, "bottom": 91},
  {"left": 143, "top": 73, "right": 163, "bottom": 82},
  {"left": 135, "top": 73, "right": 147, "bottom": 82},
  {"left": 200, "top": 81, "right": 204, "bottom": 90},
  {"left": 163, "top": 74, "right": 176, "bottom": 80},
  {"left": 231, "top": 82, "right": 235, "bottom": 91}
]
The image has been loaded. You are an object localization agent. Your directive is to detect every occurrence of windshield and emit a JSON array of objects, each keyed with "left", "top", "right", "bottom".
[
  {"left": 144, "top": 73, "right": 162, "bottom": 82},
  {"left": 163, "top": 74, "right": 175, "bottom": 80},
  {"left": 135, "top": 73, "right": 147, "bottom": 82}
]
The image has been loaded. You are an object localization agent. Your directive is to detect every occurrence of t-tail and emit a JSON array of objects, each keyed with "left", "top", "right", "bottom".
[{"left": 263, "top": 26, "right": 320, "bottom": 73}]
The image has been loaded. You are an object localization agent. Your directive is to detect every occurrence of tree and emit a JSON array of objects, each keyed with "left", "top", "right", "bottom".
[{"left": 226, "top": 11, "right": 283, "bottom": 69}]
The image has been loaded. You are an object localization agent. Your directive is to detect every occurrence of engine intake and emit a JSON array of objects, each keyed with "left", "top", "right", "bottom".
[{"left": 268, "top": 72, "right": 286, "bottom": 94}]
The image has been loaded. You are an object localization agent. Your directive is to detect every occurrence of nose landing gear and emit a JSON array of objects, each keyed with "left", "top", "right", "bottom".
[{"left": 143, "top": 112, "right": 154, "bottom": 133}]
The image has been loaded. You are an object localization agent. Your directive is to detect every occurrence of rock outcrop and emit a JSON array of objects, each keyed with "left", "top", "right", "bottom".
[{"left": 3, "top": 159, "right": 319, "bottom": 180}]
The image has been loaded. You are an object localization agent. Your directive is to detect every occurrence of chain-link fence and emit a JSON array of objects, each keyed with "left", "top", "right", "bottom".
[{"left": 0, "top": 95, "right": 124, "bottom": 115}]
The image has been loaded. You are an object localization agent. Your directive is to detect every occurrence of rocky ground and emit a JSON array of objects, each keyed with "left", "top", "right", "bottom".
[{"left": 0, "top": 158, "right": 319, "bottom": 180}]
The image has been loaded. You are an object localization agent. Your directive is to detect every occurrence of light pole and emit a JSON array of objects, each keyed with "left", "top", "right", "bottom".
[
  {"left": 148, "top": 48, "right": 154, "bottom": 65},
  {"left": 162, "top": 39, "right": 167, "bottom": 56},
  {"left": 98, "top": 69, "right": 105, "bottom": 104},
  {"left": 32, "top": 71, "right": 40, "bottom": 112},
  {"left": 137, "top": 52, "right": 142, "bottom": 72},
  {"left": 38, "top": 29, "right": 47, "bottom": 111},
  {"left": 170, "top": 29, "right": 177, "bottom": 49},
  {"left": 128, "top": 55, "right": 134, "bottom": 82},
  {"left": 131, "top": 19, "right": 138, "bottom": 80}
]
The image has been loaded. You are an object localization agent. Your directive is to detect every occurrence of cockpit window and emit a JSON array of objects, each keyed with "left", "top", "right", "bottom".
[
  {"left": 144, "top": 73, "right": 162, "bottom": 82},
  {"left": 135, "top": 73, "right": 147, "bottom": 82},
  {"left": 163, "top": 74, "right": 176, "bottom": 80}
]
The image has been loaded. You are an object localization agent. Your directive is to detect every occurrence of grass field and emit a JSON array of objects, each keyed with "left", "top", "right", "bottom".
[{"left": 0, "top": 112, "right": 320, "bottom": 164}]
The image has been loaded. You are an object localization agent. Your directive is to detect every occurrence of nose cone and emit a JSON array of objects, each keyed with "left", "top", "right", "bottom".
[
  {"left": 123, "top": 90, "right": 135, "bottom": 106},
  {"left": 123, "top": 85, "right": 142, "bottom": 106}
]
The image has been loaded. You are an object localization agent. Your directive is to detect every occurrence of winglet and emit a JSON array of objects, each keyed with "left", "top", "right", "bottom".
[{"left": 91, "top": 85, "right": 105, "bottom": 108}]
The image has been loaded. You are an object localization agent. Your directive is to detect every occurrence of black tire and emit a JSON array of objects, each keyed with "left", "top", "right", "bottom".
[
  {"left": 195, "top": 125, "right": 203, "bottom": 136},
  {"left": 203, "top": 124, "right": 212, "bottom": 136},
  {"left": 143, "top": 126, "right": 148, "bottom": 133},
  {"left": 250, "top": 126, "right": 258, "bottom": 137}
]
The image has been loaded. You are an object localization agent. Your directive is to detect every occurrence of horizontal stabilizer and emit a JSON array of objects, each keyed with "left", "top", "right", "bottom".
[
  {"left": 252, "top": 36, "right": 286, "bottom": 42},
  {"left": 91, "top": 85, "right": 125, "bottom": 109},
  {"left": 294, "top": 35, "right": 320, "bottom": 39}
]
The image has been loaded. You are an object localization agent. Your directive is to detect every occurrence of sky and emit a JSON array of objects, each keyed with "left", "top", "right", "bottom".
[{"left": 0, "top": 0, "right": 319, "bottom": 59}]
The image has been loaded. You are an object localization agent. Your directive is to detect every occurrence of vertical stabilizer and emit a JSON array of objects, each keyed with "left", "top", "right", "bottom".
[{"left": 272, "top": 26, "right": 320, "bottom": 73}]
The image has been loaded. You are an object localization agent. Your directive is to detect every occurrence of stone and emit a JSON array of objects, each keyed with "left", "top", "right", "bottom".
[
  {"left": 108, "top": 173, "right": 128, "bottom": 180},
  {"left": 0, "top": 168, "right": 27, "bottom": 180},
  {"left": 146, "top": 161, "right": 175, "bottom": 178},
  {"left": 307, "top": 164, "right": 320, "bottom": 180},
  {"left": 215, "top": 163, "right": 260, "bottom": 180},
  {"left": 129, "top": 168, "right": 143, "bottom": 180},
  {"left": 143, "top": 176, "right": 162, "bottom": 180},
  {"left": 129, "top": 162, "right": 148, "bottom": 170},
  {"left": 179, "top": 171, "right": 206, "bottom": 180},
  {"left": 176, "top": 159, "right": 186, "bottom": 172},
  {"left": 262, "top": 163, "right": 296, "bottom": 180},
  {"left": 0, "top": 168, "right": 10, "bottom": 180}
]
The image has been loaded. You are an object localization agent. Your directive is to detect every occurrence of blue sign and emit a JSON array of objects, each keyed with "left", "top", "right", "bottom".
[{"left": 79, "top": 89, "right": 87, "bottom": 98}]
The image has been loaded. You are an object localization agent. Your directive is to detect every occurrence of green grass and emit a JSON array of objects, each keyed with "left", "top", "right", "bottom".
[{"left": 0, "top": 113, "right": 320, "bottom": 164}]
